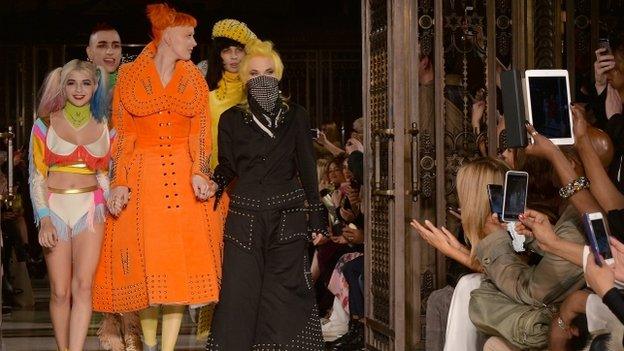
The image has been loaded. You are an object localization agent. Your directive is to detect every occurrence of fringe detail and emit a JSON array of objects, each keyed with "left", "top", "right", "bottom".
[
  {"left": 72, "top": 203, "right": 106, "bottom": 237},
  {"left": 120, "top": 312, "right": 141, "bottom": 336},
  {"left": 196, "top": 304, "right": 216, "bottom": 340},
  {"left": 97, "top": 314, "right": 125, "bottom": 351},
  {"left": 97, "top": 313, "right": 142, "bottom": 351},
  {"left": 49, "top": 211, "right": 70, "bottom": 241},
  {"left": 121, "top": 312, "right": 142, "bottom": 351},
  {"left": 44, "top": 146, "right": 110, "bottom": 171}
]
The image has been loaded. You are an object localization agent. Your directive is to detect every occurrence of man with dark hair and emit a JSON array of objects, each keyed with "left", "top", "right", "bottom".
[
  {"left": 86, "top": 23, "right": 140, "bottom": 351},
  {"left": 86, "top": 23, "right": 122, "bottom": 80}
]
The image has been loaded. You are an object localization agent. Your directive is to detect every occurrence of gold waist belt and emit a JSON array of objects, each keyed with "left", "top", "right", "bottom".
[{"left": 48, "top": 185, "right": 99, "bottom": 194}]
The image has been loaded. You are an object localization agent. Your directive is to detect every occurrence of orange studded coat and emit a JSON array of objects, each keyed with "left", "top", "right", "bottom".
[{"left": 93, "top": 43, "right": 223, "bottom": 312}]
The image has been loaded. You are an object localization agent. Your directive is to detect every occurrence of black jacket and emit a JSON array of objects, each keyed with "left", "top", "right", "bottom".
[
  {"left": 212, "top": 103, "right": 328, "bottom": 235},
  {"left": 590, "top": 88, "right": 624, "bottom": 193}
]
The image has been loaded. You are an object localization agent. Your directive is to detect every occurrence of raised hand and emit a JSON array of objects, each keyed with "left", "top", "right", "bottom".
[
  {"left": 594, "top": 48, "right": 616, "bottom": 94},
  {"left": 525, "top": 123, "right": 559, "bottom": 160},
  {"left": 516, "top": 209, "right": 557, "bottom": 250}
]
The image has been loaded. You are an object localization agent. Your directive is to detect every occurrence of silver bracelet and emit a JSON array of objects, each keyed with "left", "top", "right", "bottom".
[{"left": 559, "top": 176, "right": 590, "bottom": 199}]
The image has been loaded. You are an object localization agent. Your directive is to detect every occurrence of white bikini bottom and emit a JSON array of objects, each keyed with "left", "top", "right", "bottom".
[{"left": 47, "top": 187, "right": 106, "bottom": 241}]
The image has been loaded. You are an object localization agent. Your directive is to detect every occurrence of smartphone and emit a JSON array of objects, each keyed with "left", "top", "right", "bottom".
[
  {"left": 487, "top": 184, "right": 504, "bottom": 218},
  {"left": 350, "top": 179, "right": 360, "bottom": 191},
  {"left": 502, "top": 171, "right": 529, "bottom": 222},
  {"left": 310, "top": 128, "right": 320, "bottom": 140},
  {"left": 598, "top": 38, "right": 612, "bottom": 56},
  {"left": 583, "top": 212, "right": 614, "bottom": 266}
]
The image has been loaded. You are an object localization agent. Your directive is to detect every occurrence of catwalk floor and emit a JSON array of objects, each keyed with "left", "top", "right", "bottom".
[{"left": 1, "top": 279, "right": 205, "bottom": 351}]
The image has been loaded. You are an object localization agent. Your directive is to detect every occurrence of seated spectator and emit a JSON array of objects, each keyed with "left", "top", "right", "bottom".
[
  {"left": 323, "top": 151, "right": 365, "bottom": 350},
  {"left": 511, "top": 106, "right": 624, "bottom": 349},
  {"left": 413, "top": 155, "right": 587, "bottom": 350}
]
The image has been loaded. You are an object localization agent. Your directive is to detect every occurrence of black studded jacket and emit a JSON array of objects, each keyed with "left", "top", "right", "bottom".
[{"left": 212, "top": 103, "right": 328, "bottom": 236}]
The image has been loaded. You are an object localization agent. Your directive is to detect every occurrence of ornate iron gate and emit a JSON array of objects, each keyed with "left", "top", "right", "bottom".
[{"left": 363, "top": 0, "right": 415, "bottom": 349}]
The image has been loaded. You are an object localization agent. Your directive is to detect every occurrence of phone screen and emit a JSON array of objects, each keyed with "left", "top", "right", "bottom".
[
  {"left": 487, "top": 184, "right": 503, "bottom": 218},
  {"left": 503, "top": 173, "right": 528, "bottom": 221},
  {"left": 591, "top": 218, "right": 613, "bottom": 261},
  {"left": 527, "top": 76, "right": 572, "bottom": 139},
  {"left": 598, "top": 38, "right": 612, "bottom": 55},
  {"left": 310, "top": 128, "right": 319, "bottom": 140}
]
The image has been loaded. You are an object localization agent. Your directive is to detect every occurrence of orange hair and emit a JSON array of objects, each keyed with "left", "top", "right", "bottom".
[{"left": 146, "top": 3, "right": 197, "bottom": 46}]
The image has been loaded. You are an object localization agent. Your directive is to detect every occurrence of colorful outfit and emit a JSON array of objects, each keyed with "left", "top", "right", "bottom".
[
  {"left": 92, "top": 42, "right": 223, "bottom": 312},
  {"left": 28, "top": 113, "right": 111, "bottom": 240}
]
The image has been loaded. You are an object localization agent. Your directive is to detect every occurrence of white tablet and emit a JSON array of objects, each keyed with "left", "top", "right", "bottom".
[{"left": 524, "top": 69, "right": 574, "bottom": 145}]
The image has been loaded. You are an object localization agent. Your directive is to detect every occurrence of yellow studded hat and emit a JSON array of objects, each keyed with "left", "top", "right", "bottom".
[{"left": 212, "top": 19, "right": 257, "bottom": 46}]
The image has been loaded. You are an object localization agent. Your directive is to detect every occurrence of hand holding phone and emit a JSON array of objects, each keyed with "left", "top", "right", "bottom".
[
  {"left": 598, "top": 38, "right": 612, "bottom": 56},
  {"left": 502, "top": 171, "right": 529, "bottom": 222},
  {"left": 583, "top": 212, "right": 614, "bottom": 266},
  {"left": 310, "top": 128, "right": 320, "bottom": 140},
  {"left": 502, "top": 171, "right": 529, "bottom": 252}
]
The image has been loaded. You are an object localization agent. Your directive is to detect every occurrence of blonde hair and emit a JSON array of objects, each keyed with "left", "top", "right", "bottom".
[
  {"left": 456, "top": 157, "right": 509, "bottom": 258},
  {"left": 37, "top": 59, "right": 108, "bottom": 119},
  {"left": 239, "top": 40, "right": 284, "bottom": 82},
  {"left": 316, "top": 158, "right": 331, "bottom": 190},
  {"left": 238, "top": 40, "right": 288, "bottom": 112}
]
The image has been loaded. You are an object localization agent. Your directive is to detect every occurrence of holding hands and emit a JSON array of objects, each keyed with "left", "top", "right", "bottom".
[
  {"left": 192, "top": 174, "right": 217, "bottom": 201},
  {"left": 107, "top": 186, "right": 130, "bottom": 217}
]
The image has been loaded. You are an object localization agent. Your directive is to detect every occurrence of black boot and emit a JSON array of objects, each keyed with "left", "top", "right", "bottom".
[{"left": 329, "top": 320, "right": 364, "bottom": 351}]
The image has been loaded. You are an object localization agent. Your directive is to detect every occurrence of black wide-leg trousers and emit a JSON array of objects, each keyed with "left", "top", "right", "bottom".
[{"left": 206, "top": 206, "right": 324, "bottom": 351}]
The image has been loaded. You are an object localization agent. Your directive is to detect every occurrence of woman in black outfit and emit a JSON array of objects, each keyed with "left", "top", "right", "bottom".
[{"left": 206, "top": 40, "right": 327, "bottom": 351}]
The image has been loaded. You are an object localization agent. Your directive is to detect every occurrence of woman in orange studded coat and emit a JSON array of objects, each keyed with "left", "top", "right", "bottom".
[{"left": 92, "top": 4, "right": 222, "bottom": 351}]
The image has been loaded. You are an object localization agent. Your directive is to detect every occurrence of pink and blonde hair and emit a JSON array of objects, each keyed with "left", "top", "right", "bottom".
[
  {"left": 37, "top": 59, "right": 109, "bottom": 120},
  {"left": 146, "top": 3, "right": 197, "bottom": 46}
]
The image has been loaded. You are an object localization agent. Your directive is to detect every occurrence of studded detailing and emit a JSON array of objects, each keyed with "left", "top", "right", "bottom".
[
  {"left": 92, "top": 41, "right": 223, "bottom": 313},
  {"left": 211, "top": 19, "right": 257, "bottom": 46},
  {"left": 231, "top": 189, "right": 306, "bottom": 211}
]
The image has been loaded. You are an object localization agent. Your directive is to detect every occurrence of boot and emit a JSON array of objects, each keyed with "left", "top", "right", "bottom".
[
  {"left": 97, "top": 314, "right": 124, "bottom": 351},
  {"left": 121, "top": 312, "right": 142, "bottom": 351},
  {"left": 142, "top": 343, "right": 158, "bottom": 351},
  {"left": 329, "top": 320, "right": 364, "bottom": 351},
  {"left": 124, "top": 333, "right": 142, "bottom": 351}
]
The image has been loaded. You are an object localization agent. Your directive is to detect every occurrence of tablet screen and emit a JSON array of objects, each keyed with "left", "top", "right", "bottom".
[{"left": 527, "top": 76, "right": 571, "bottom": 139}]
